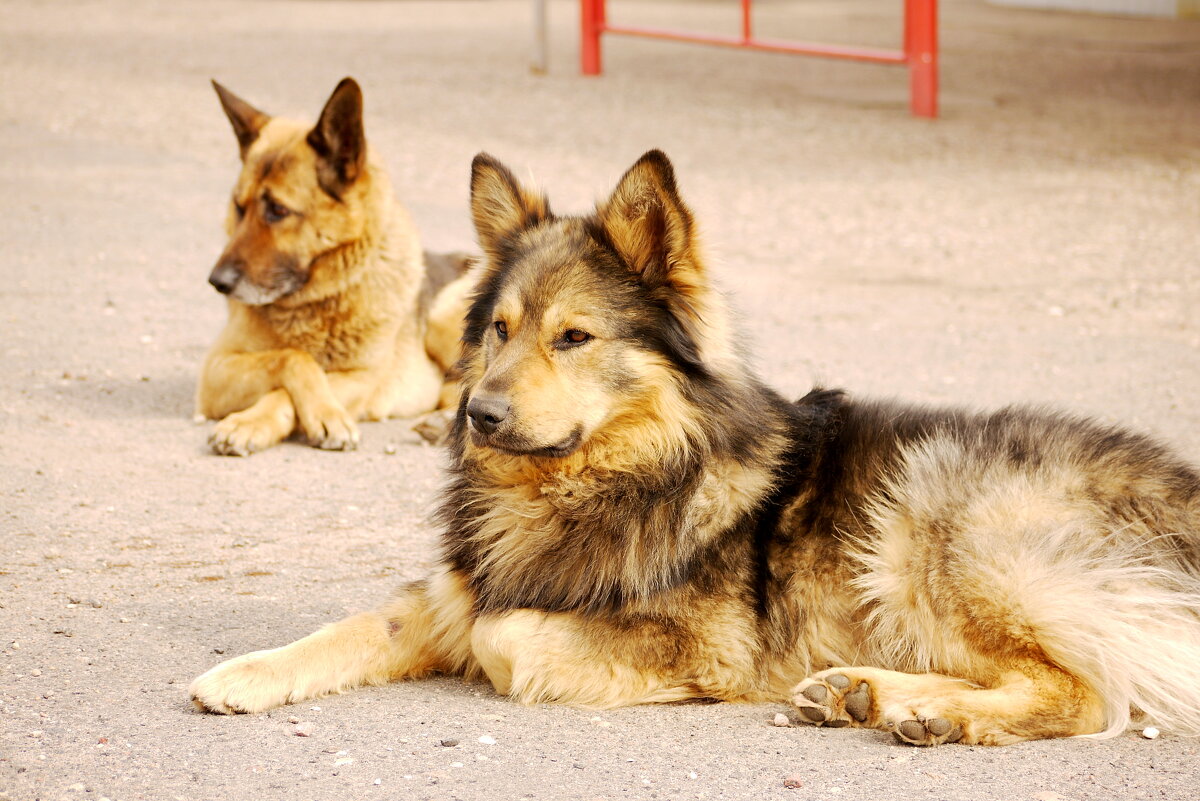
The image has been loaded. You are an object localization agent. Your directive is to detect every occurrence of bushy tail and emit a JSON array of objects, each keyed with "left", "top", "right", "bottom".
[{"left": 1032, "top": 528, "right": 1200, "bottom": 737}]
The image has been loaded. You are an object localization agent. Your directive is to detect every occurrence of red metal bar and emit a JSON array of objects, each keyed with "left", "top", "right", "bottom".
[
  {"left": 602, "top": 25, "right": 905, "bottom": 65},
  {"left": 580, "top": 0, "right": 938, "bottom": 117},
  {"left": 905, "top": 0, "right": 938, "bottom": 118},
  {"left": 581, "top": 0, "right": 604, "bottom": 75}
]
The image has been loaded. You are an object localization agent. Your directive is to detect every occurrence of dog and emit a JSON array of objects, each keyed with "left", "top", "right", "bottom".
[
  {"left": 196, "top": 78, "right": 472, "bottom": 455},
  {"left": 190, "top": 150, "right": 1200, "bottom": 745}
]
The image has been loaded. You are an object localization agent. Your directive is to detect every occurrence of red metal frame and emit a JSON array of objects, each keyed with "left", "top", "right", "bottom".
[{"left": 581, "top": 0, "right": 937, "bottom": 118}]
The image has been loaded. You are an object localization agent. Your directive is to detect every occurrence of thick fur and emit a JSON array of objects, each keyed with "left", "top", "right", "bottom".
[
  {"left": 196, "top": 78, "right": 472, "bottom": 455},
  {"left": 190, "top": 151, "right": 1200, "bottom": 745}
]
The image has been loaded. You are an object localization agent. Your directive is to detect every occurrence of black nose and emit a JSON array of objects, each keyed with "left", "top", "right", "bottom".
[
  {"left": 466, "top": 395, "right": 509, "bottom": 436},
  {"left": 208, "top": 260, "right": 242, "bottom": 295}
]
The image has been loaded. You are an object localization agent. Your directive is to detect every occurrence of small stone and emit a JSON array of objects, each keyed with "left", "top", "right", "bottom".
[
  {"left": 119, "top": 618, "right": 130, "bottom": 624},
  {"left": 773, "top": 713, "right": 791, "bottom": 727},
  {"left": 383, "top": 444, "right": 397, "bottom": 455},
  {"left": 1141, "top": 727, "right": 1160, "bottom": 739},
  {"left": 688, "top": 771, "right": 698, "bottom": 779},
  {"left": 373, "top": 778, "right": 381, "bottom": 785},
  {"left": 310, "top": 706, "right": 321, "bottom": 712},
  {"left": 334, "top": 757, "right": 354, "bottom": 766},
  {"left": 29, "top": 730, "right": 43, "bottom": 738},
  {"left": 450, "top": 762, "right": 464, "bottom": 768},
  {"left": 783, "top": 774, "right": 804, "bottom": 789},
  {"left": 30, "top": 669, "right": 41, "bottom": 677},
  {"left": 43, "top": 691, "right": 54, "bottom": 699},
  {"left": 287, "top": 716, "right": 300, "bottom": 724},
  {"left": 293, "top": 723, "right": 314, "bottom": 737},
  {"left": 439, "top": 739, "right": 459, "bottom": 747},
  {"left": 69, "top": 784, "right": 85, "bottom": 792},
  {"left": 478, "top": 735, "right": 496, "bottom": 745}
]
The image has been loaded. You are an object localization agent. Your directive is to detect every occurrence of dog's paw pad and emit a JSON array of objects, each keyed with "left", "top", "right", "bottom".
[
  {"left": 892, "top": 716, "right": 963, "bottom": 746},
  {"left": 799, "top": 705, "right": 828, "bottom": 722},
  {"left": 844, "top": 681, "right": 871, "bottom": 722},
  {"left": 801, "top": 684, "right": 828, "bottom": 705},
  {"left": 826, "top": 673, "right": 851, "bottom": 690},
  {"left": 926, "top": 717, "right": 954, "bottom": 737}
]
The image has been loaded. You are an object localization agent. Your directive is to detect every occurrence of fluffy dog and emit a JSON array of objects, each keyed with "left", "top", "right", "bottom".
[
  {"left": 196, "top": 78, "right": 470, "bottom": 455},
  {"left": 191, "top": 151, "right": 1200, "bottom": 745}
]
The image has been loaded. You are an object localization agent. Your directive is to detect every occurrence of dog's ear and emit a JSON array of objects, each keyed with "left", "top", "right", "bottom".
[
  {"left": 212, "top": 80, "right": 269, "bottom": 159},
  {"left": 470, "top": 153, "right": 551, "bottom": 262},
  {"left": 307, "top": 77, "right": 366, "bottom": 199},
  {"left": 595, "top": 150, "right": 703, "bottom": 301}
]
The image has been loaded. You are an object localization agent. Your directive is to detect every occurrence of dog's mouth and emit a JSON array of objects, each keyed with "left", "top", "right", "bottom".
[{"left": 471, "top": 427, "right": 583, "bottom": 459}]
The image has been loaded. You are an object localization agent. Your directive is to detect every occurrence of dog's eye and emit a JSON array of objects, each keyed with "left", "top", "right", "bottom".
[
  {"left": 262, "top": 197, "right": 292, "bottom": 224},
  {"left": 559, "top": 329, "right": 592, "bottom": 348},
  {"left": 494, "top": 320, "right": 508, "bottom": 340}
]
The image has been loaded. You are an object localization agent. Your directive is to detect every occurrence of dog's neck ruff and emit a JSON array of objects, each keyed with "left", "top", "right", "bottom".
[{"left": 437, "top": 380, "right": 845, "bottom": 618}]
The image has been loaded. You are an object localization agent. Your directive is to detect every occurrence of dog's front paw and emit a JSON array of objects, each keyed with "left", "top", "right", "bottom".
[
  {"left": 189, "top": 649, "right": 294, "bottom": 714},
  {"left": 298, "top": 403, "right": 360, "bottom": 451},
  {"left": 210, "top": 410, "right": 286, "bottom": 456}
]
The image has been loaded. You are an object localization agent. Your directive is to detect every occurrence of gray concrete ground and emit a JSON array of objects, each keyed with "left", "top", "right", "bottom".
[{"left": 2, "top": 1, "right": 1199, "bottom": 799}]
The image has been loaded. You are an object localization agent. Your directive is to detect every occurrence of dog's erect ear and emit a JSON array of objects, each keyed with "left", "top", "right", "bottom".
[
  {"left": 212, "top": 80, "right": 269, "bottom": 159},
  {"left": 595, "top": 150, "right": 703, "bottom": 298},
  {"left": 307, "top": 77, "right": 366, "bottom": 199},
  {"left": 470, "top": 153, "right": 551, "bottom": 261}
]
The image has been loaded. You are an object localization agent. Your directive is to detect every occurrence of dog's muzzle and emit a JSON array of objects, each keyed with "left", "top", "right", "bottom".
[{"left": 208, "top": 260, "right": 243, "bottom": 295}]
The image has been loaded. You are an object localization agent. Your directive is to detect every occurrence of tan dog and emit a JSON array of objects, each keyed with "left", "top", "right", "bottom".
[
  {"left": 196, "top": 78, "right": 470, "bottom": 455},
  {"left": 192, "top": 151, "right": 1200, "bottom": 745}
]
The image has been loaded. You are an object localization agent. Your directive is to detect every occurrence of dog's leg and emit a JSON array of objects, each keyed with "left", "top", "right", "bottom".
[
  {"left": 470, "top": 608, "right": 757, "bottom": 708},
  {"left": 190, "top": 571, "right": 476, "bottom": 714},
  {"left": 200, "top": 350, "right": 359, "bottom": 453},
  {"left": 790, "top": 661, "right": 1105, "bottom": 745}
]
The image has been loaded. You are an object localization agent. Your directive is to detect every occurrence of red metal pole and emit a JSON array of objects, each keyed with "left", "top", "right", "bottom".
[
  {"left": 905, "top": 0, "right": 937, "bottom": 118},
  {"left": 581, "top": 0, "right": 604, "bottom": 75},
  {"left": 741, "top": 0, "right": 752, "bottom": 44}
]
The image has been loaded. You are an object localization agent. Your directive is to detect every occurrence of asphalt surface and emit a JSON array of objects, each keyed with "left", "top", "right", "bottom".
[{"left": 2, "top": 1, "right": 1199, "bottom": 799}]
